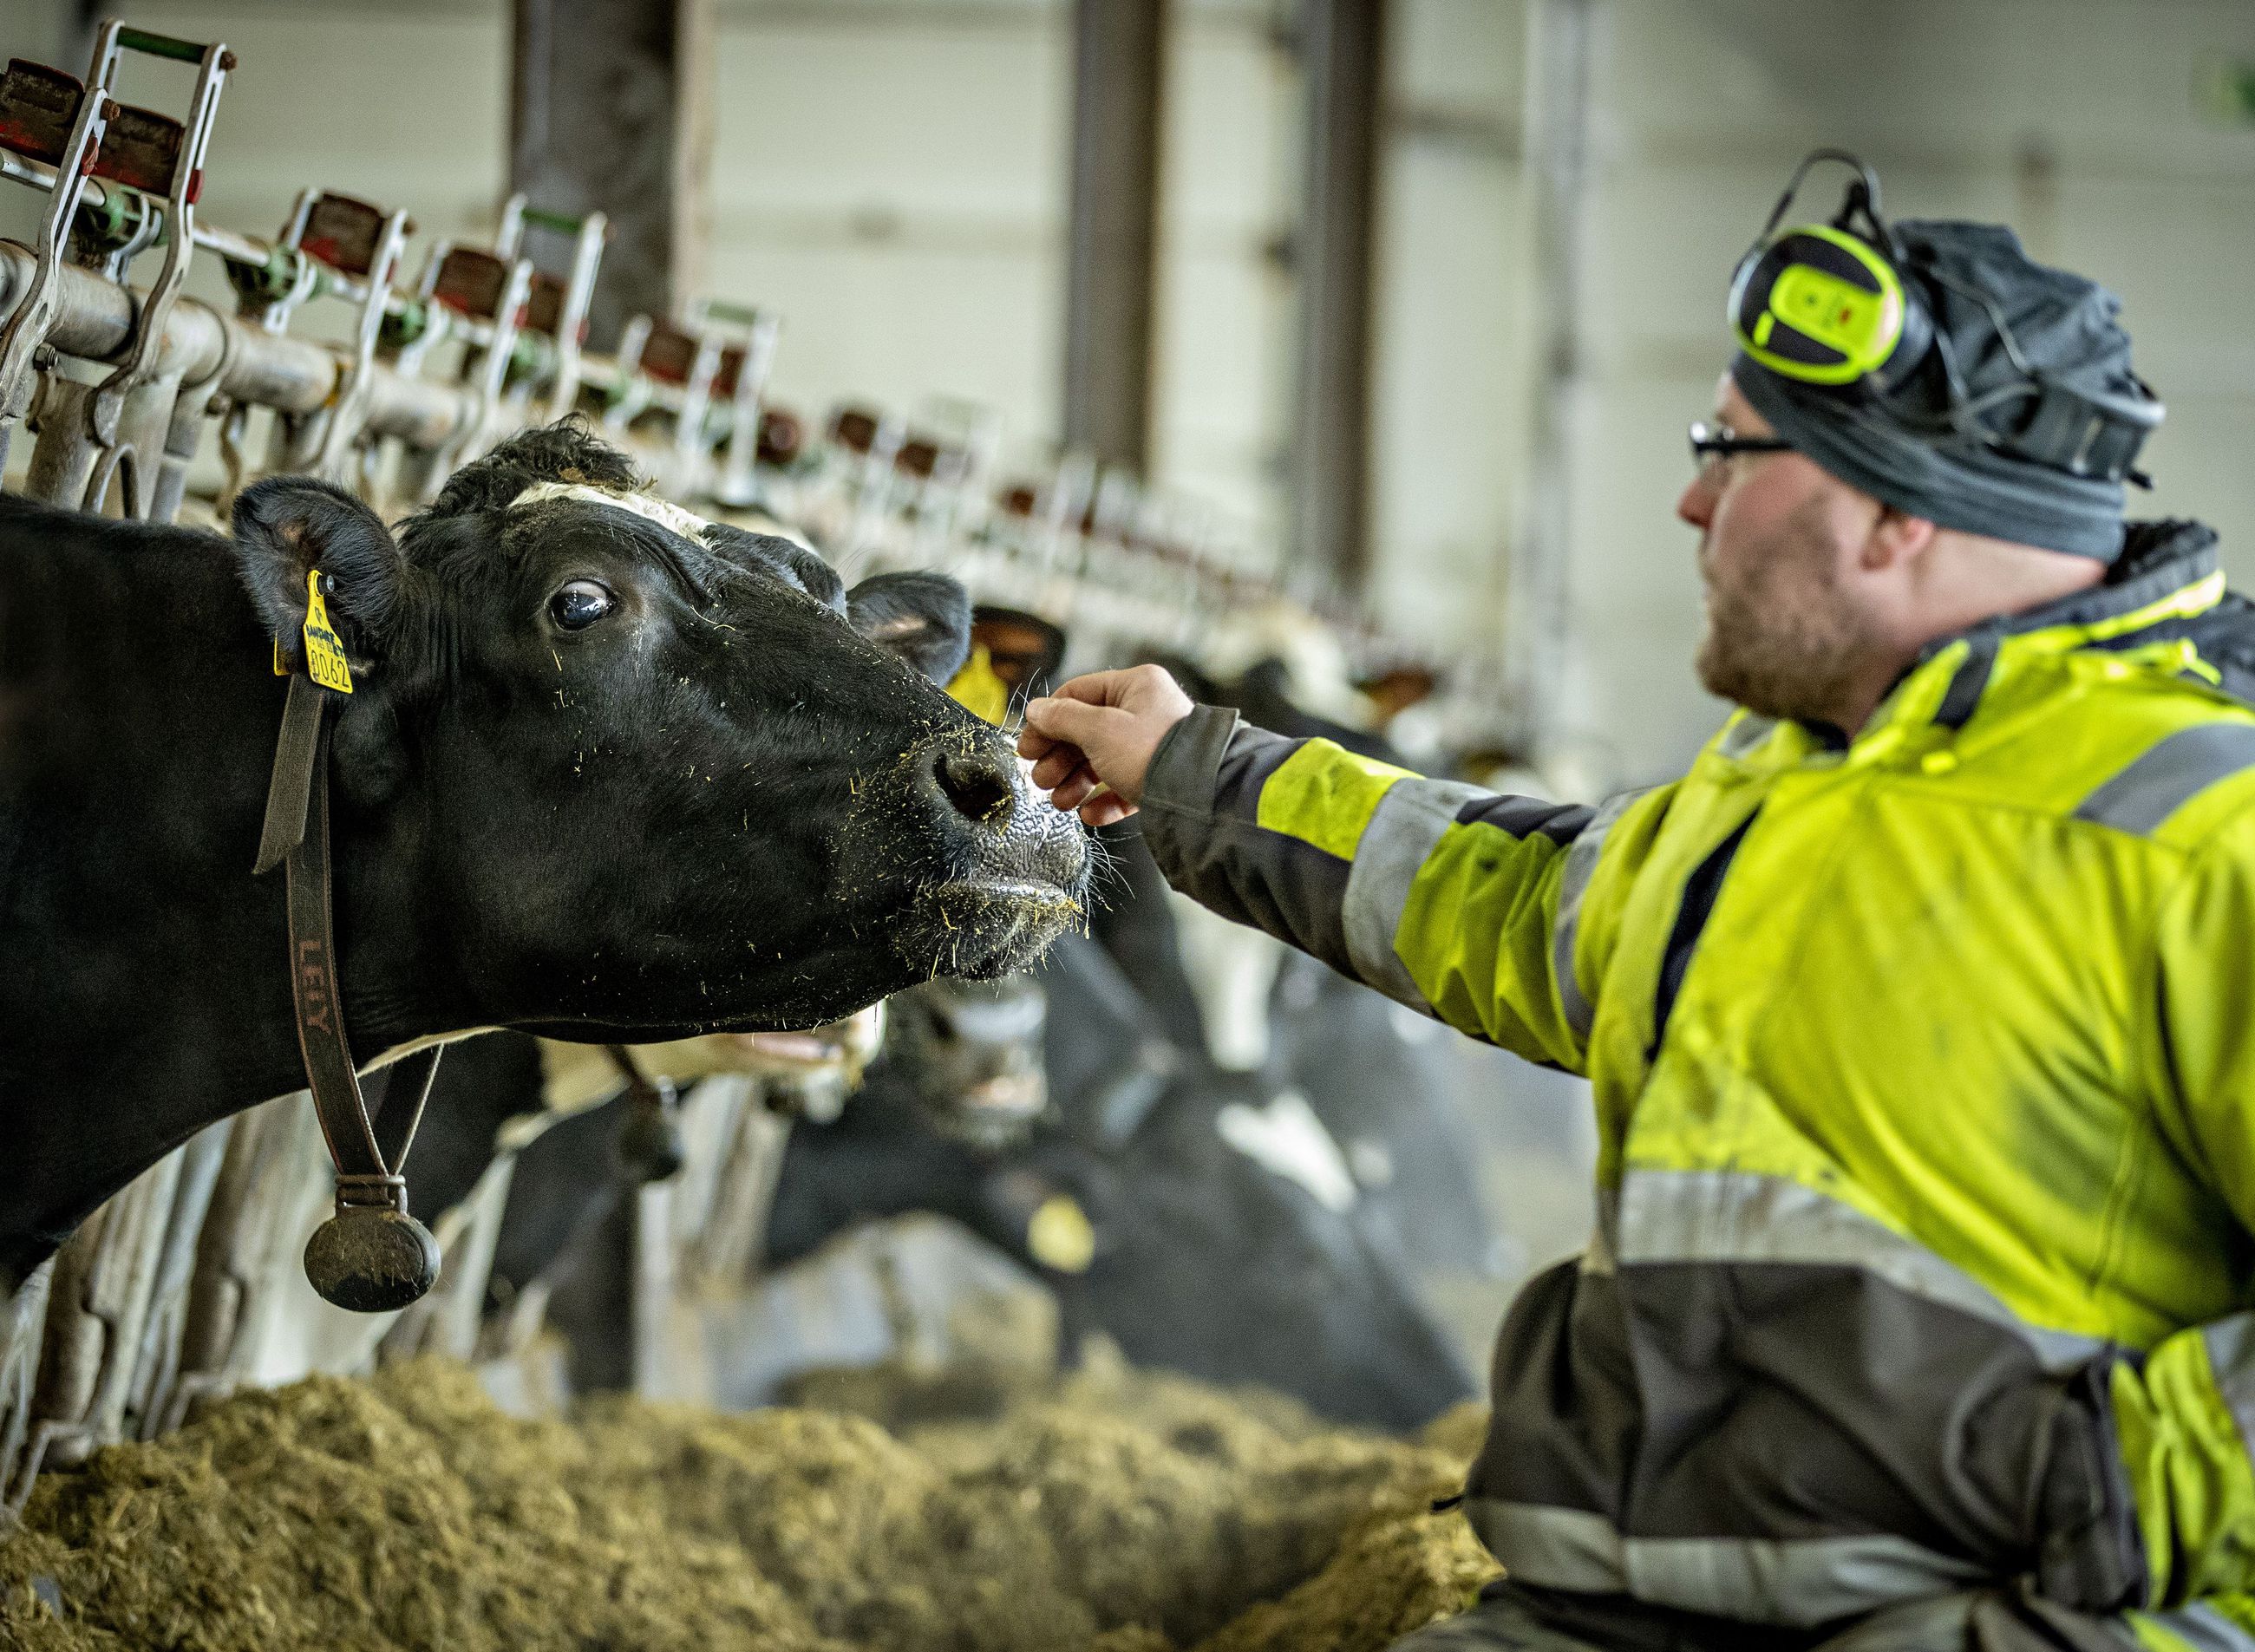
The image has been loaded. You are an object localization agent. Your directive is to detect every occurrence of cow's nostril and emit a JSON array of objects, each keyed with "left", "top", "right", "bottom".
[{"left": 938, "top": 751, "right": 1016, "bottom": 830}]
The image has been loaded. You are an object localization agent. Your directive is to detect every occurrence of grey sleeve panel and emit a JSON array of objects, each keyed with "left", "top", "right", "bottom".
[
  {"left": 1137, "top": 708, "right": 1357, "bottom": 977},
  {"left": 1343, "top": 776, "right": 1493, "bottom": 1014},
  {"left": 1454, "top": 793, "right": 1596, "bottom": 845},
  {"left": 1137, "top": 702, "right": 1240, "bottom": 827}
]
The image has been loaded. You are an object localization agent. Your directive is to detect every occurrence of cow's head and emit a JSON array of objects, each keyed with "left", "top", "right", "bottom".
[
  {"left": 230, "top": 422, "right": 1088, "bottom": 1039},
  {"left": 883, "top": 973, "right": 1049, "bottom": 1146}
]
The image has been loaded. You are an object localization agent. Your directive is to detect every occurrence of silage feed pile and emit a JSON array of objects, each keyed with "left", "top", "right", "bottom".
[{"left": 0, "top": 1358, "right": 1500, "bottom": 1652}]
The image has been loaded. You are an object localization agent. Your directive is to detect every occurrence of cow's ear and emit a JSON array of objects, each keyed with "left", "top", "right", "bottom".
[
  {"left": 846, "top": 571, "right": 971, "bottom": 684},
  {"left": 231, "top": 477, "right": 408, "bottom": 673}
]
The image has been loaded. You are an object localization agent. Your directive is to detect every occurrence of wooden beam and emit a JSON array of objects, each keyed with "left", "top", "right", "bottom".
[
  {"left": 1062, "top": 0, "right": 1167, "bottom": 472},
  {"left": 1290, "top": 0, "right": 1383, "bottom": 592},
  {"left": 510, "top": 0, "right": 714, "bottom": 352}
]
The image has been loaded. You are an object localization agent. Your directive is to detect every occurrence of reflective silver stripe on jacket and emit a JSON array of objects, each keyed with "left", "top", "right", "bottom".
[
  {"left": 1713, "top": 712, "right": 1779, "bottom": 761},
  {"left": 1613, "top": 1167, "right": 2104, "bottom": 1372},
  {"left": 1465, "top": 1499, "right": 1990, "bottom": 1629},
  {"left": 1552, "top": 787, "right": 1652, "bottom": 1041},
  {"left": 2202, "top": 1316, "right": 2255, "bottom": 1466},
  {"left": 2134, "top": 1603, "right": 2255, "bottom": 1652},
  {"left": 1340, "top": 776, "right": 1488, "bottom": 1013},
  {"left": 2074, "top": 722, "right": 2255, "bottom": 836}
]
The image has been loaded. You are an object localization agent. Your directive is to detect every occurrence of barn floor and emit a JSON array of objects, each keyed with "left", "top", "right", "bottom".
[{"left": 0, "top": 1355, "right": 1498, "bottom": 1651}]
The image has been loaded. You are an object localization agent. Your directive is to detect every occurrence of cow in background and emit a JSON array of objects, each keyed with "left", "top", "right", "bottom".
[{"left": 758, "top": 932, "right": 1476, "bottom": 1433}]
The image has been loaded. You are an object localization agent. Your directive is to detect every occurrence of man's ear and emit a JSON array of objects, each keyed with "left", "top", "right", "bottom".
[
  {"left": 231, "top": 477, "right": 409, "bottom": 673},
  {"left": 847, "top": 571, "right": 972, "bottom": 684},
  {"left": 1863, "top": 505, "right": 1938, "bottom": 572}
]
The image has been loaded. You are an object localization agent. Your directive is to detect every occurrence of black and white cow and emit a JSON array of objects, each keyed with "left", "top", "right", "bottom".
[
  {"left": 1267, "top": 950, "right": 1495, "bottom": 1274},
  {"left": 761, "top": 933, "right": 1478, "bottom": 1432},
  {"left": 1101, "top": 671, "right": 1497, "bottom": 1276},
  {"left": 0, "top": 421, "right": 1088, "bottom": 1289}
]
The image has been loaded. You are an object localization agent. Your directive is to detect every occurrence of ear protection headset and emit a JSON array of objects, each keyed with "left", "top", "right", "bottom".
[{"left": 1728, "top": 149, "right": 2163, "bottom": 486}]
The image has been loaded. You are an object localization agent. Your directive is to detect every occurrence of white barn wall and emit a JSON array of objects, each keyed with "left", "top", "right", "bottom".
[
  {"left": 1147, "top": 3, "right": 1297, "bottom": 545},
  {"left": 1366, "top": 0, "right": 1530, "bottom": 663},
  {"left": 704, "top": 3, "right": 1071, "bottom": 466}
]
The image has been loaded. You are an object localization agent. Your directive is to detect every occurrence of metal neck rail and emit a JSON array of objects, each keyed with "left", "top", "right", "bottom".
[
  {"left": 0, "top": 244, "right": 487, "bottom": 493},
  {"left": 0, "top": 23, "right": 232, "bottom": 514},
  {"left": 0, "top": 30, "right": 619, "bottom": 522}
]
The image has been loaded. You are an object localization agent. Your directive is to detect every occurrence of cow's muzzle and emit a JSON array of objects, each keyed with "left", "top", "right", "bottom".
[{"left": 877, "top": 732, "right": 1088, "bottom": 977}]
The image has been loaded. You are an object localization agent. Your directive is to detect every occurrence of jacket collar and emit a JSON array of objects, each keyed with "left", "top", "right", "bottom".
[
  {"left": 1882, "top": 519, "right": 2222, "bottom": 741},
  {"left": 1928, "top": 519, "right": 2220, "bottom": 655}
]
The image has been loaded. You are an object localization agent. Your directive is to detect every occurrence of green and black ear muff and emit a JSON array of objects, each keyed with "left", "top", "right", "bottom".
[
  {"left": 1727, "top": 149, "right": 1932, "bottom": 395},
  {"left": 1730, "top": 224, "right": 1931, "bottom": 389},
  {"left": 1724, "top": 147, "right": 2166, "bottom": 486}
]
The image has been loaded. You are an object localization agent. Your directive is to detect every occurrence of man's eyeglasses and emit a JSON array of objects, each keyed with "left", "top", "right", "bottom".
[{"left": 1688, "top": 420, "right": 1793, "bottom": 480}]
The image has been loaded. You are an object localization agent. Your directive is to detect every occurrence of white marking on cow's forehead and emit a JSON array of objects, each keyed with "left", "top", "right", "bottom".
[{"left": 510, "top": 480, "right": 719, "bottom": 545}]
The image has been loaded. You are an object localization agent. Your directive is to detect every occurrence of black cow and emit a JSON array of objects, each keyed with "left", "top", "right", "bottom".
[
  {"left": 0, "top": 421, "right": 1088, "bottom": 1289},
  {"left": 1268, "top": 950, "right": 1495, "bottom": 1274},
  {"left": 394, "top": 1033, "right": 557, "bottom": 1229},
  {"left": 762, "top": 934, "right": 1477, "bottom": 1433},
  {"left": 876, "top": 973, "right": 1049, "bottom": 1146},
  {"left": 393, "top": 974, "right": 1038, "bottom": 1279},
  {"left": 1084, "top": 683, "right": 1496, "bottom": 1277},
  {"left": 448, "top": 976, "right": 1052, "bottom": 1393}
]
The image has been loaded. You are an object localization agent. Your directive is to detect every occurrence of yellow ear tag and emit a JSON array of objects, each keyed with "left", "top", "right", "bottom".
[
  {"left": 1026, "top": 1193, "right": 1095, "bottom": 1274},
  {"left": 945, "top": 643, "right": 1011, "bottom": 727},
  {"left": 301, "top": 569, "right": 354, "bottom": 694}
]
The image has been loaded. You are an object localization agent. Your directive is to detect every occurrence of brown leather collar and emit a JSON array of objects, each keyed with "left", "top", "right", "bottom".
[{"left": 255, "top": 669, "right": 443, "bottom": 1311}]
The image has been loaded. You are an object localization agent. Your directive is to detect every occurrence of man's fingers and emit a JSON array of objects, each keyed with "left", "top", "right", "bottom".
[
  {"left": 1048, "top": 668, "right": 1138, "bottom": 708},
  {"left": 1030, "top": 746, "right": 1085, "bottom": 792},
  {"left": 1050, "top": 761, "right": 1102, "bottom": 812},
  {"left": 1079, "top": 793, "right": 1136, "bottom": 828},
  {"left": 1021, "top": 667, "right": 1192, "bottom": 815},
  {"left": 1022, "top": 693, "right": 1115, "bottom": 748}
]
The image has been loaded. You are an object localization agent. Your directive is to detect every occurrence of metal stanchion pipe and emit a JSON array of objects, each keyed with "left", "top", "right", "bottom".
[
  {"left": 0, "top": 238, "right": 483, "bottom": 447},
  {"left": 0, "top": 153, "right": 350, "bottom": 301}
]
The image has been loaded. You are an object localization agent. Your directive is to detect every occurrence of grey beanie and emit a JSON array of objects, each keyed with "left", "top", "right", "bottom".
[{"left": 1733, "top": 219, "right": 2147, "bottom": 561}]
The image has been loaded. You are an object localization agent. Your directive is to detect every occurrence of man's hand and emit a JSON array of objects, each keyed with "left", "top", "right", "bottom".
[{"left": 1016, "top": 664, "right": 1195, "bottom": 826}]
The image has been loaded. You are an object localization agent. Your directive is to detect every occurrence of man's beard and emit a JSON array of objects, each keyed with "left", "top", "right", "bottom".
[{"left": 1695, "top": 498, "right": 1871, "bottom": 728}]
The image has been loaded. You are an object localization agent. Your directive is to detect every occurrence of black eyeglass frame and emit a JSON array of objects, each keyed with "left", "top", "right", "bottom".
[{"left": 1688, "top": 420, "right": 1794, "bottom": 472}]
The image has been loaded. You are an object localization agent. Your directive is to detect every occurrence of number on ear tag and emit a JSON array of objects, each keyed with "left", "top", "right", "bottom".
[{"left": 302, "top": 569, "right": 355, "bottom": 694}]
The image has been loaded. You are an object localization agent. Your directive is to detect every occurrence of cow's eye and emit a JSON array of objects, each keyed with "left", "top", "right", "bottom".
[{"left": 549, "top": 580, "right": 616, "bottom": 630}]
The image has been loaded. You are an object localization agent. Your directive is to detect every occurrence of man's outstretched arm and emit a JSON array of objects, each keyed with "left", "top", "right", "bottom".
[{"left": 1019, "top": 666, "right": 1669, "bottom": 1073}]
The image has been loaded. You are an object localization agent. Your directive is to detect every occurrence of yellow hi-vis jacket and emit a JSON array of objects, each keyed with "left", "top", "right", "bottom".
[{"left": 1136, "top": 523, "right": 2255, "bottom": 1649}]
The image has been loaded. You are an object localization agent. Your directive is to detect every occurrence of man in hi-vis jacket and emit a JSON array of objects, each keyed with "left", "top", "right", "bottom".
[{"left": 1019, "top": 166, "right": 2255, "bottom": 1652}]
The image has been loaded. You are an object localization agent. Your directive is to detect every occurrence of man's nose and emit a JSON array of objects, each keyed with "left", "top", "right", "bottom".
[{"left": 1677, "top": 475, "right": 1716, "bottom": 530}]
